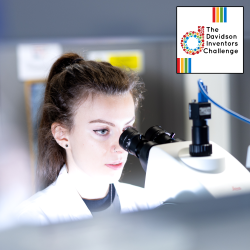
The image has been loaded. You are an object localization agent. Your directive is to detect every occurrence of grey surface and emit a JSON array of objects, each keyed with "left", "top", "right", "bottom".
[
  {"left": 0, "top": 44, "right": 30, "bottom": 150},
  {"left": 2, "top": 193, "right": 250, "bottom": 250},
  {"left": 1, "top": 0, "right": 249, "bottom": 40}
]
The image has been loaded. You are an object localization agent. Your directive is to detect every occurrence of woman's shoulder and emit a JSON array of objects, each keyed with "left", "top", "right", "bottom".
[
  {"left": 20, "top": 181, "right": 58, "bottom": 207},
  {"left": 114, "top": 182, "right": 162, "bottom": 212},
  {"left": 16, "top": 183, "right": 57, "bottom": 225}
]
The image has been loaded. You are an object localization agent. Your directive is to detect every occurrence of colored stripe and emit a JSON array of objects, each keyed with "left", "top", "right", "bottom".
[
  {"left": 188, "top": 58, "right": 191, "bottom": 73},
  {"left": 220, "top": 7, "right": 223, "bottom": 22},
  {"left": 224, "top": 7, "right": 227, "bottom": 22},
  {"left": 185, "top": 58, "right": 187, "bottom": 73},
  {"left": 178, "top": 58, "right": 191, "bottom": 73},
  {"left": 212, "top": 7, "right": 215, "bottom": 22},
  {"left": 177, "top": 58, "right": 180, "bottom": 73},
  {"left": 216, "top": 7, "right": 219, "bottom": 22}
]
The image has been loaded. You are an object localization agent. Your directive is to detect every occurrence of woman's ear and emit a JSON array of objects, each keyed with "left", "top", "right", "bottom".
[{"left": 51, "top": 122, "right": 70, "bottom": 149}]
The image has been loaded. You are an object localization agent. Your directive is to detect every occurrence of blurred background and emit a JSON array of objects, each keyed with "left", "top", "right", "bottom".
[{"left": 1, "top": 0, "right": 250, "bottom": 231}]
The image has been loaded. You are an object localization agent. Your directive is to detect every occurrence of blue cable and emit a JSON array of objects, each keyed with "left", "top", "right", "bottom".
[{"left": 197, "top": 79, "right": 250, "bottom": 124}]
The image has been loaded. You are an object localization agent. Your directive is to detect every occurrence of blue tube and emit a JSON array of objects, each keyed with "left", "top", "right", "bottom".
[
  {"left": 198, "top": 80, "right": 208, "bottom": 103},
  {"left": 198, "top": 79, "right": 250, "bottom": 124}
]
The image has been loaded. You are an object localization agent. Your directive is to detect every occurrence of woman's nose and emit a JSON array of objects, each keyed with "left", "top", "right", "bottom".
[{"left": 111, "top": 144, "right": 126, "bottom": 154}]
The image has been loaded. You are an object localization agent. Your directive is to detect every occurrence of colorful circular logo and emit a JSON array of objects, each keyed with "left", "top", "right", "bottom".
[{"left": 180, "top": 27, "right": 205, "bottom": 55}]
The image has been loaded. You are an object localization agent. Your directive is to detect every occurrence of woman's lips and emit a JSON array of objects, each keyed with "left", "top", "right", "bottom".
[{"left": 105, "top": 163, "right": 123, "bottom": 170}]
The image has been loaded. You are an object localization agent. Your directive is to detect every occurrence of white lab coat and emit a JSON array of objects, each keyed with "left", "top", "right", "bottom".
[{"left": 17, "top": 165, "right": 162, "bottom": 225}]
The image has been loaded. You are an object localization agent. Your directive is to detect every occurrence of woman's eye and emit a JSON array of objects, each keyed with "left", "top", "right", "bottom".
[{"left": 94, "top": 129, "right": 109, "bottom": 136}]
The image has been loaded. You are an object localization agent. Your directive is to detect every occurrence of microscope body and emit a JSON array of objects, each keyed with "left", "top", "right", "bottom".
[{"left": 145, "top": 141, "right": 250, "bottom": 203}]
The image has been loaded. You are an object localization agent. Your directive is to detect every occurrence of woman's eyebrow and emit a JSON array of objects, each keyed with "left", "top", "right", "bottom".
[
  {"left": 89, "top": 117, "right": 135, "bottom": 127},
  {"left": 89, "top": 119, "right": 115, "bottom": 127}
]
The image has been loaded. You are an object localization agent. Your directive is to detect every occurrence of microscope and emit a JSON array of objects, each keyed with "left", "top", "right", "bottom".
[{"left": 119, "top": 81, "right": 250, "bottom": 203}]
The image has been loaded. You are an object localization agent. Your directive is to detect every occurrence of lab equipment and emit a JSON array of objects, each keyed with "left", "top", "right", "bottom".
[{"left": 119, "top": 80, "right": 250, "bottom": 203}]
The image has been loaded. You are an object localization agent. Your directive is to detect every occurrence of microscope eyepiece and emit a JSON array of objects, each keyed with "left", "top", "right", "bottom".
[
  {"left": 119, "top": 126, "right": 181, "bottom": 172},
  {"left": 145, "top": 125, "right": 181, "bottom": 144},
  {"left": 119, "top": 127, "right": 157, "bottom": 172},
  {"left": 119, "top": 127, "right": 145, "bottom": 157}
]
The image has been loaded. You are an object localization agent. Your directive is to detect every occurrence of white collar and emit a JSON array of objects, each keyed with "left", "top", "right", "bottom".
[
  {"left": 56, "top": 164, "right": 135, "bottom": 216},
  {"left": 55, "top": 165, "right": 93, "bottom": 219}
]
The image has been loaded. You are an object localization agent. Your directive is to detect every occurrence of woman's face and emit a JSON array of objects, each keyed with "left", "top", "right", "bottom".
[{"left": 67, "top": 93, "right": 135, "bottom": 183}]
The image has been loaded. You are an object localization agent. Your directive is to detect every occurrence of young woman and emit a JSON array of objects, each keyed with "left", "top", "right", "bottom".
[{"left": 17, "top": 53, "right": 162, "bottom": 225}]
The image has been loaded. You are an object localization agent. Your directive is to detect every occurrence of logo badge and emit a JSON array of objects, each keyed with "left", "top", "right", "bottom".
[{"left": 181, "top": 26, "right": 205, "bottom": 55}]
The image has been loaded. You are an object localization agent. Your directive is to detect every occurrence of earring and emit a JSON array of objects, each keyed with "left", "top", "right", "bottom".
[{"left": 65, "top": 144, "right": 68, "bottom": 148}]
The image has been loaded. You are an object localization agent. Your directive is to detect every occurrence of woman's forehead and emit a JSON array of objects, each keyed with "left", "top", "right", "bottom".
[{"left": 75, "top": 93, "right": 135, "bottom": 124}]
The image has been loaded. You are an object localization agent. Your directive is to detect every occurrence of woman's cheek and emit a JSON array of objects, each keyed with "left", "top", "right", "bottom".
[
  {"left": 88, "top": 135, "right": 109, "bottom": 154},
  {"left": 94, "top": 132, "right": 111, "bottom": 141},
  {"left": 97, "top": 140, "right": 109, "bottom": 155}
]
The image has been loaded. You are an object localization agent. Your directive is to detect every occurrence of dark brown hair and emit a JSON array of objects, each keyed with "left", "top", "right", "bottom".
[{"left": 37, "top": 52, "right": 145, "bottom": 189}]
